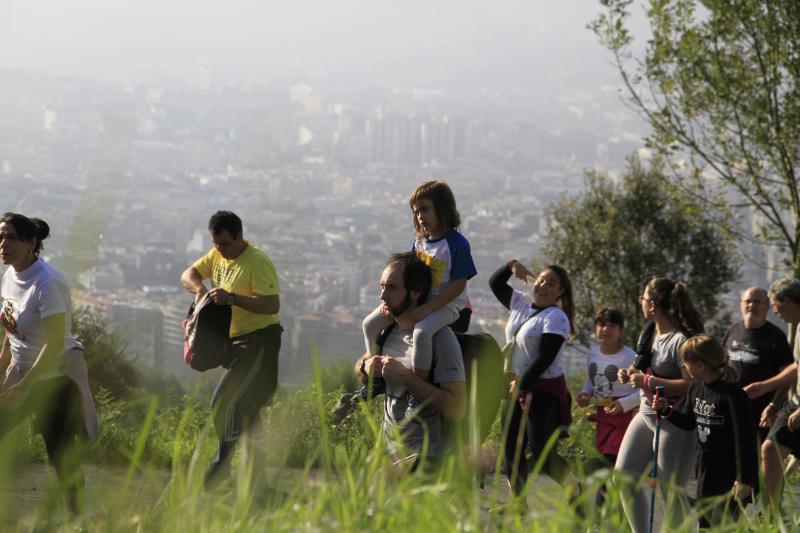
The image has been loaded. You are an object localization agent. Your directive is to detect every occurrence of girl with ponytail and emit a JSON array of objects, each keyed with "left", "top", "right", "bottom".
[
  {"left": 615, "top": 277, "right": 702, "bottom": 532},
  {"left": 655, "top": 335, "right": 758, "bottom": 528}
]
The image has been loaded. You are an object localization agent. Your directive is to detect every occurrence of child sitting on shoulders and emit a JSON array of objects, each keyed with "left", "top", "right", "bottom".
[{"left": 362, "top": 180, "right": 476, "bottom": 413}]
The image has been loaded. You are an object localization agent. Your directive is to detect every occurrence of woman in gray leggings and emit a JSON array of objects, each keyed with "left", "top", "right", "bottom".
[{"left": 615, "top": 277, "right": 704, "bottom": 532}]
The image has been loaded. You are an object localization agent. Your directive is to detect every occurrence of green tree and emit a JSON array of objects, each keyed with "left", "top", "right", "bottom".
[
  {"left": 542, "top": 154, "right": 738, "bottom": 344},
  {"left": 592, "top": 0, "right": 800, "bottom": 274}
]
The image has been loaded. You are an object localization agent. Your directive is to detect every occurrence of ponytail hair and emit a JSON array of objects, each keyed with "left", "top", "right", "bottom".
[
  {"left": 0, "top": 212, "right": 50, "bottom": 256},
  {"left": 669, "top": 282, "right": 704, "bottom": 337},
  {"left": 645, "top": 277, "right": 704, "bottom": 337},
  {"left": 546, "top": 264, "right": 575, "bottom": 336},
  {"left": 680, "top": 334, "right": 739, "bottom": 384}
]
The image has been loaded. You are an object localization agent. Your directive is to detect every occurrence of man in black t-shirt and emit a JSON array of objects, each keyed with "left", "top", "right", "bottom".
[{"left": 724, "top": 287, "right": 794, "bottom": 440}]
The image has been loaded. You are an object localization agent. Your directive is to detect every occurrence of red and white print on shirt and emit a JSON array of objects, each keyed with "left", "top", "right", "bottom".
[{"left": 1, "top": 298, "right": 18, "bottom": 334}]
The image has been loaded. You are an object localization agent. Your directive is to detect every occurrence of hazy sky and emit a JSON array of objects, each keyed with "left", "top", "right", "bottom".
[{"left": 1, "top": 1, "right": 648, "bottom": 92}]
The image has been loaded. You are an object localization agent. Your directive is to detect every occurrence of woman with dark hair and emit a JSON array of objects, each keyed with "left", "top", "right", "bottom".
[
  {"left": 615, "top": 277, "right": 703, "bottom": 532},
  {"left": 490, "top": 260, "right": 575, "bottom": 495},
  {"left": 0, "top": 213, "right": 98, "bottom": 514}
]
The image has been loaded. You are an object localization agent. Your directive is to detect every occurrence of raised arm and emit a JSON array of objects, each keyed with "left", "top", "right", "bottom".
[{"left": 489, "top": 263, "right": 514, "bottom": 309}]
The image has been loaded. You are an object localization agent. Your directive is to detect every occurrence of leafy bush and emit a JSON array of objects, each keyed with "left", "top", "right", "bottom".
[{"left": 73, "top": 306, "right": 139, "bottom": 398}]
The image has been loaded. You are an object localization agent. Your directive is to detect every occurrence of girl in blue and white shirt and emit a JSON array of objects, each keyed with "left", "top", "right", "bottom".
[{"left": 362, "top": 181, "right": 476, "bottom": 410}]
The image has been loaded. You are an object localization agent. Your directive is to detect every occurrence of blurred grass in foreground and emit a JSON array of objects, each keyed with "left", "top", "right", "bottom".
[{"left": 0, "top": 354, "right": 798, "bottom": 531}]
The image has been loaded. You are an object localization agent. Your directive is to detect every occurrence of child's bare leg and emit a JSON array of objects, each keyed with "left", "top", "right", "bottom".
[
  {"left": 410, "top": 307, "right": 459, "bottom": 371},
  {"left": 407, "top": 308, "right": 459, "bottom": 412},
  {"left": 363, "top": 305, "right": 392, "bottom": 354}
]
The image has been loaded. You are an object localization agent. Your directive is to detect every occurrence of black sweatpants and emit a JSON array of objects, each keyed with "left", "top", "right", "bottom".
[
  {"left": 0, "top": 375, "right": 86, "bottom": 496},
  {"left": 208, "top": 324, "right": 282, "bottom": 476},
  {"left": 503, "top": 390, "right": 569, "bottom": 494}
]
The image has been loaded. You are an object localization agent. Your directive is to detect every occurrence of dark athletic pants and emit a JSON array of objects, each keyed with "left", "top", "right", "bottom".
[
  {"left": 0, "top": 375, "right": 85, "bottom": 496},
  {"left": 208, "top": 324, "right": 282, "bottom": 477},
  {"left": 503, "top": 390, "right": 568, "bottom": 494}
]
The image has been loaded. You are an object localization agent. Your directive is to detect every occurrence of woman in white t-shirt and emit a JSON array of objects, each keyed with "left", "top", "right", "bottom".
[
  {"left": 0, "top": 212, "right": 98, "bottom": 514},
  {"left": 489, "top": 260, "right": 575, "bottom": 495}
]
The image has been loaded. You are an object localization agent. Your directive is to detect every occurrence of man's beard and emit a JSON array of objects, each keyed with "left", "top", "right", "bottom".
[
  {"left": 743, "top": 312, "right": 765, "bottom": 328},
  {"left": 387, "top": 292, "right": 414, "bottom": 318}
]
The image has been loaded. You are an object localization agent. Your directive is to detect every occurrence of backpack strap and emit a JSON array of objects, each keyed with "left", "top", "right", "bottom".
[
  {"left": 376, "top": 322, "right": 398, "bottom": 355},
  {"left": 429, "top": 342, "right": 438, "bottom": 384},
  {"left": 512, "top": 304, "right": 553, "bottom": 338},
  {"left": 357, "top": 322, "right": 397, "bottom": 401},
  {"left": 633, "top": 321, "right": 657, "bottom": 370}
]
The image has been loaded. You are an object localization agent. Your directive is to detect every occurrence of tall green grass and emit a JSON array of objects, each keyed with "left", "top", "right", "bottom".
[{"left": 0, "top": 357, "right": 798, "bottom": 532}]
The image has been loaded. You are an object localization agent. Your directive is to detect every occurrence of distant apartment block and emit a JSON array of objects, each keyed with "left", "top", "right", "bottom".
[{"left": 366, "top": 114, "right": 472, "bottom": 166}]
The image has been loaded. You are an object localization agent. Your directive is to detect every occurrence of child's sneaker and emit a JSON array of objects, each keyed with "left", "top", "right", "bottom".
[
  {"left": 405, "top": 395, "right": 420, "bottom": 417},
  {"left": 357, "top": 377, "right": 385, "bottom": 399}
]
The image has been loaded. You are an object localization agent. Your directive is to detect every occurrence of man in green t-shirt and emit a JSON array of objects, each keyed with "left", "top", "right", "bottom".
[{"left": 181, "top": 210, "right": 282, "bottom": 487}]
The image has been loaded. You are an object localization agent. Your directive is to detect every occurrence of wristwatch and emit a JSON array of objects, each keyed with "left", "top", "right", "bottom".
[{"left": 227, "top": 293, "right": 236, "bottom": 306}]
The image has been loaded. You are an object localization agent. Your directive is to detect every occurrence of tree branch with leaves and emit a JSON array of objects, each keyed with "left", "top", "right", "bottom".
[{"left": 592, "top": 0, "right": 800, "bottom": 274}]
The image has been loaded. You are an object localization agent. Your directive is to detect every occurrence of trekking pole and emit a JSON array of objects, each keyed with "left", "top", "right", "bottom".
[{"left": 648, "top": 385, "right": 665, "bottom": 533}]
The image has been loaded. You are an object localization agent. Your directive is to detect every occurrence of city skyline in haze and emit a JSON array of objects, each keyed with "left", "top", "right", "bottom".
[{"left": 0, "top": 1, "right": 665, "bottom": 383}]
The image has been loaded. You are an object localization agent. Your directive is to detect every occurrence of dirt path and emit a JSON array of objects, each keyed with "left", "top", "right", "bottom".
[
  {"left": 0, "top": 462, "right": 310, "bottom": 528},
  {"left": 0, "top": 463, "right": 171, "bottom": 528}
]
